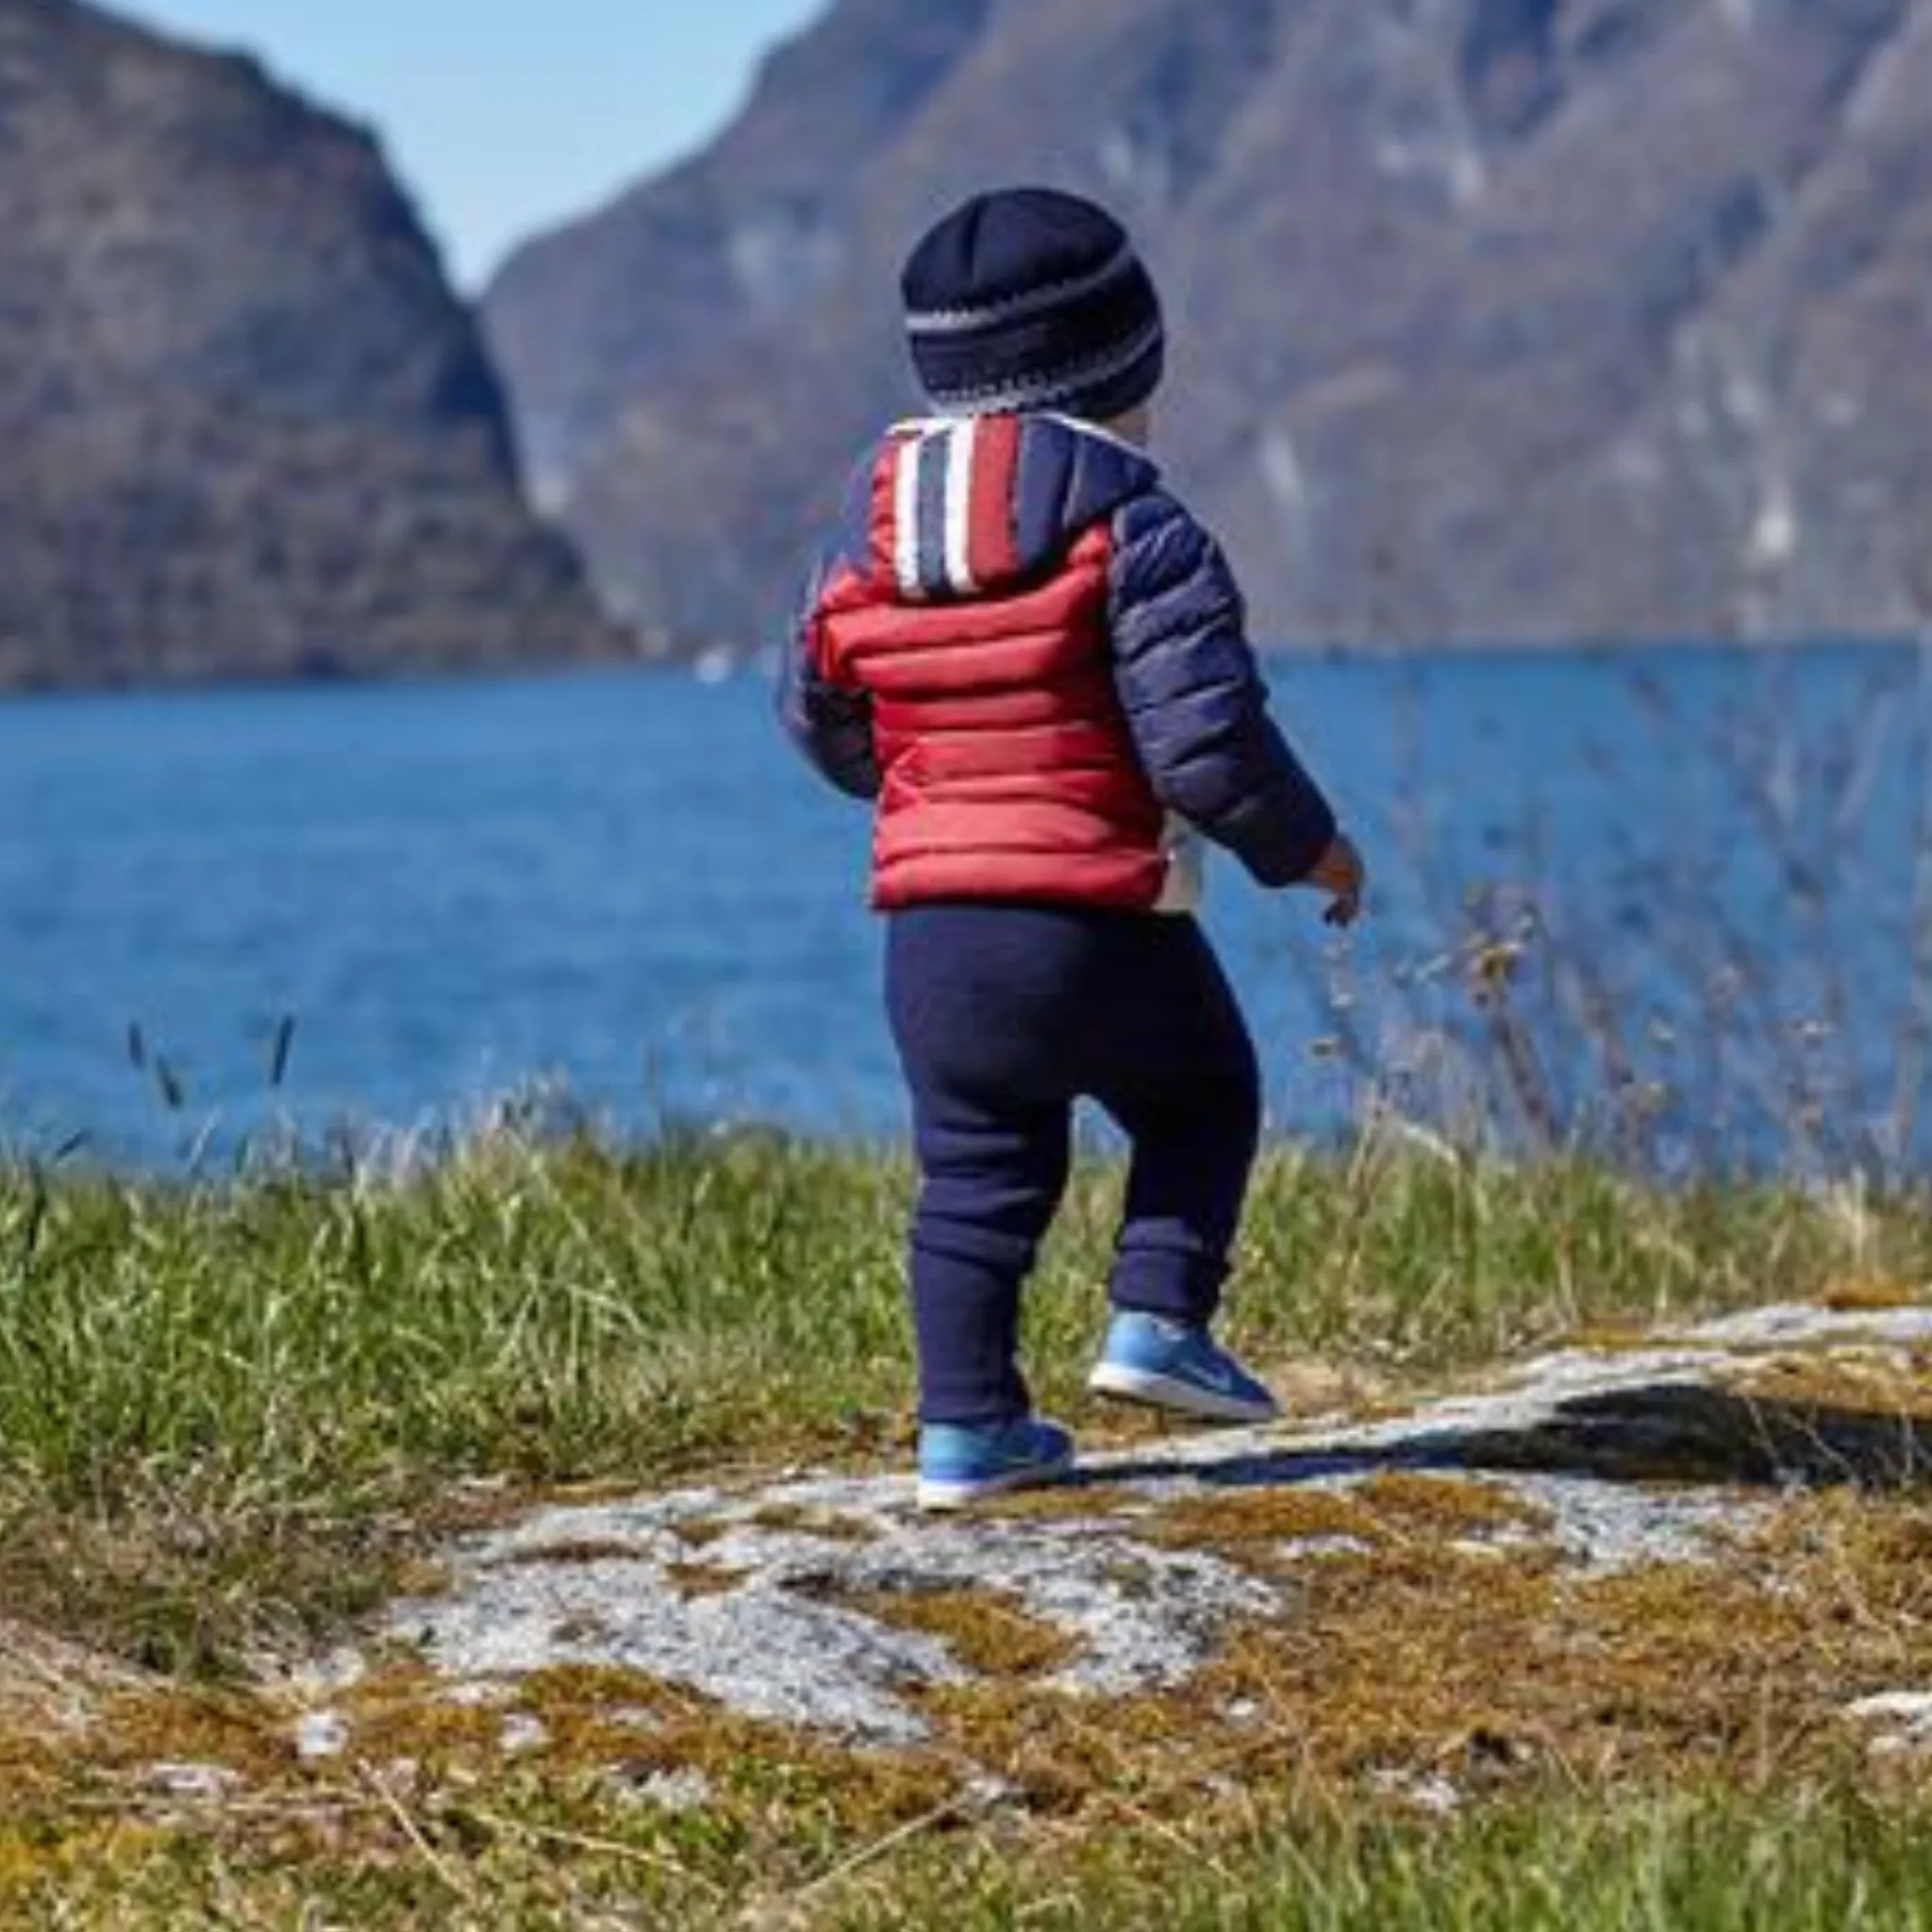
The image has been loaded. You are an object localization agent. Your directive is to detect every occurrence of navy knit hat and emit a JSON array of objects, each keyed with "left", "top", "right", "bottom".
[{"left": 901, "top": 187, "right": 1165, "bottom": 421}]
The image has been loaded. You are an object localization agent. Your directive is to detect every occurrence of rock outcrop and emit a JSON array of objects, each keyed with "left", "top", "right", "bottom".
[
  {"left": 0, "top": 0, "right": 619, "bottom": 690},
  {"left": 376, "top": 1299, "right": 1932, "bottom": 1753},
  {"left": 487, "top": 0, "right": 1932, "bottom": 650}
]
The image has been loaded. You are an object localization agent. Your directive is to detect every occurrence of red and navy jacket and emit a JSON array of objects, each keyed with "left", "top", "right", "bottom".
[{"left": 779, "top": 411, "right": 1336, "bottom": 911}]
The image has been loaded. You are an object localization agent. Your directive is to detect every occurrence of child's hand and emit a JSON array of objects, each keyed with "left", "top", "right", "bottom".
[{"left": 1305, "top": 833, "right": 1365, "bottom": 927}]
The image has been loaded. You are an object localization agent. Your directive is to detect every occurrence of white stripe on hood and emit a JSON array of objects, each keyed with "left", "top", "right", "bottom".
[{"left": 942, "top": 419, "right": 979, "bottom": 596}]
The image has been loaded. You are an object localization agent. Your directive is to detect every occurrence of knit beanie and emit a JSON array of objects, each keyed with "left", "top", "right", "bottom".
[{"left": 901, "top": 187, "right": 1165, "bottom": 421}]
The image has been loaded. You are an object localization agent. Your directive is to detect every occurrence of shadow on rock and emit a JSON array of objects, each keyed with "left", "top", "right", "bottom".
[{"left": 1112, "top": 1384, "right": 1932, "bottom": 1494}]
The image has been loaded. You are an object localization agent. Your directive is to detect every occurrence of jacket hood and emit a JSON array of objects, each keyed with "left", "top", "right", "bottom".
[{"left": 851, "top": 413, "right": 1159, "bottom": 602}]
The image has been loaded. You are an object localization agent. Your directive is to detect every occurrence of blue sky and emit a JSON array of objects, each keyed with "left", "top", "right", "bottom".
[{"left": 116, "top": 1, "right": 826, "bottom": 286}]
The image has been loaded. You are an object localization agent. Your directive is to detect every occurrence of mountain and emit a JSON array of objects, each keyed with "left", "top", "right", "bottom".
[
  {"left": 485, "top": 0, "right": 1932, "bottom": 650},
  {"left": 0, "top": 0, "right": 620, "bottom": 691}
]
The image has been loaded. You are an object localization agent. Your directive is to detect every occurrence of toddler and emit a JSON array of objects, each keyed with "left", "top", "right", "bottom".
[{"left": 781, "top": 187, "right": 1362, "bottom": 1508}]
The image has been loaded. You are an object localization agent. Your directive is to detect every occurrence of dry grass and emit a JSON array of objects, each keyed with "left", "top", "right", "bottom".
[
  {"left": 825, "top": 1586, "right": 1079, "bottom": 1677},
  {"left": 0, "top": 1480, "right": 1926, "bottom": 1924}
]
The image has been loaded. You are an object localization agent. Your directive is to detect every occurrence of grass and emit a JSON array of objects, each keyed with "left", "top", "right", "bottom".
[
  {"left": 826, "top": 1791, "right": 1932, "bottom": 1930},
  {"left": 0, "top": 1124, "right": 1928, "bottom": 1924},
  {"left": 2, "top": 1758, "right": 1930, "bottom": 1928}
]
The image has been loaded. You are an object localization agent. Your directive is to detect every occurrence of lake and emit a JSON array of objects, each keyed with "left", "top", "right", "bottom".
[{"left": 2, "top": 645, "right": 1927, "bottom": 1175}]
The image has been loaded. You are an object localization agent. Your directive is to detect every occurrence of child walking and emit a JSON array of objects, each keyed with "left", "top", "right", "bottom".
[{"left": 781, "top": 187, "right": 1363, "bottom": 1509}]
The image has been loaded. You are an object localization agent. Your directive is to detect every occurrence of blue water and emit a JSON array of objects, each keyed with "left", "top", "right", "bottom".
[{"left": 3, "top": 646, "right": 1928, "bottom": 1174}]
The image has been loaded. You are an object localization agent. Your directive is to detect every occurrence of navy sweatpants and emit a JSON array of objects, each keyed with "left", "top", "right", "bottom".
[{"left": 885, "top": 904, "right": 1262, "bottom": 1425}]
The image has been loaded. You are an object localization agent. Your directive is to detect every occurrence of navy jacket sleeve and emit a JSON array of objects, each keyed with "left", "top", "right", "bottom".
[
  {"left": 777, "top": 554, "right": 880, "bottom": 802},
  {"left": 1106, "top": 491, "right": 1336, "bottom": 887}
]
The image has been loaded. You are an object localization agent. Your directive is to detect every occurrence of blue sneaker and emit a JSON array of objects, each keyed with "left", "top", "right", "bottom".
[
  {"left": 1088, "top": 1311, "right": 1280, "bottom": 1424},
  {"left": 915, "top": 1415, "right": 1075, "bottom": 1512}
]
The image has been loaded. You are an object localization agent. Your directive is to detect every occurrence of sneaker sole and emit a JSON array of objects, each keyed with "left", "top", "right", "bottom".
[
  {"left": 1088, "top": 1361, "right": 1279, "bottom": 1425},
  {"left": 915, "top": 1451, "right": 1074, "bottom": 1513}
]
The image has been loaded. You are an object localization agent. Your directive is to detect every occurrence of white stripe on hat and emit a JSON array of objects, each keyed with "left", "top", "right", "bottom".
[
  {"left": 892, "top": 428, "right": 930, "bottom": 602},
  {"left": 942, "top": 419, "right": 979, "bottom": 596},
  {"left": 905, "top": 242, "right": 1137, "bottom": 335}
]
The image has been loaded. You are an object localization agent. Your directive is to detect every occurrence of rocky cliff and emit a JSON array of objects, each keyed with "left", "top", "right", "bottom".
[
  {"left": 486, "top": 0, "right": 1932, "bottom": 649},
  {"left": 0, "top": 0, "right": 618, "bottom": 691}
]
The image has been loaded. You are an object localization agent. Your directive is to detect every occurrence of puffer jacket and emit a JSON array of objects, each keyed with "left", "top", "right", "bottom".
[{"left": 779, "top": 412, "right": 1335, "bottom": 911}]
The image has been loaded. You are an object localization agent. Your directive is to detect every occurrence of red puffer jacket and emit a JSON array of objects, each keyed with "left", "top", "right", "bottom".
[{"left": 782, "top": 412, "right": 1335, "bottom": 912}]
